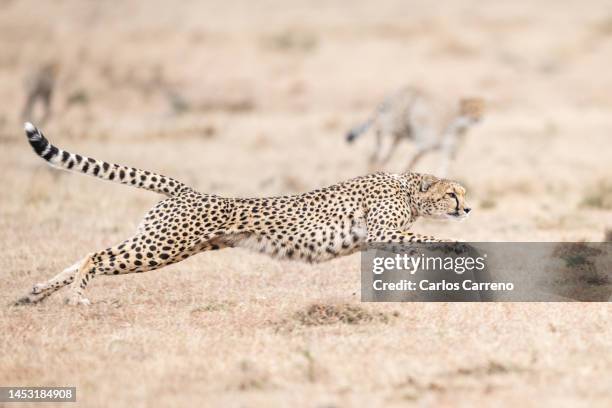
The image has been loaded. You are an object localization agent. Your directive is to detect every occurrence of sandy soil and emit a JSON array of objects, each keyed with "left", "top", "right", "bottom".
[{"left": 1, "top": 0, "right": 611, "bottom": 406}]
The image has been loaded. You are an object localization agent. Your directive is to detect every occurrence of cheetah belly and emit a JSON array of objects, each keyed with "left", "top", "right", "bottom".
[{"left": 232, "top": 217, "right": 368, "bottom": 263}]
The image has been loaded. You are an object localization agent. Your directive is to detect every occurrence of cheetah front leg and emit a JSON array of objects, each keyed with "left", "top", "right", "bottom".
[
  {"left": 365, "top": 229, "right": 468, "bottom": 265},
  {"left": 369, "top": 129, "right": 384, "bottom": 170},
  {"left": 396, "top": 231, "right": 451, "bottom": 243},
  {"left": 378, "top": 134, "right": 402, "bottom": 166},
  {"left": 367, "top": 230, "right": 451, "bottom": 244},
  {"left": 370, "top": 132, "right": 403, "bottom": 172},
  {"left": 404, "top": 141, "right": 441, "bottom": 172},
  {"left": 364, "top": 229, "right": 457, "bottom": 261},
  {"left": 365, "top": 208, "right": 452, "bottom": 244}
]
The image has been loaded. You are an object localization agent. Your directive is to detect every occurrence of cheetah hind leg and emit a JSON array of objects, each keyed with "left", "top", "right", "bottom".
[
  {"left": 14, "top": 233, "right": 227, "bottom": 306},
  {"left": 13, "top": 258, "right": 84, "bottom": 306},
  {"left": 64, "top": 233, "right": 229, "bottom": 306}
]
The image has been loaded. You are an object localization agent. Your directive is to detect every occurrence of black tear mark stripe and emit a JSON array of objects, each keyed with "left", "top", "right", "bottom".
[{"left": 24, "top": 123, "right": 191, "bottom": 197}]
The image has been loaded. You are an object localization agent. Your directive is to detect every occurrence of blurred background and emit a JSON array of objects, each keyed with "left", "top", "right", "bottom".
[{"left": 2, "top": 1, "right": 612, "bottom": 406}]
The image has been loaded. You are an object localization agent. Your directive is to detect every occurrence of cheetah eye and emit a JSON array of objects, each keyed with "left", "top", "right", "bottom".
[{"left": 446, "top": 192, "right": 456, "bottom": 199}]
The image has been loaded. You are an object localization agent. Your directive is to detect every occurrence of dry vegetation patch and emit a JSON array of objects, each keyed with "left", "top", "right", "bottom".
[
  {"left": 231, "top": 360, "right": 274, "bottom": 391},
  {"left": 190, "top": 300, "right": 235, "bottom": 315},
  {"left": 452, "top": 361, "right": 526, "bottom": 377},
  {"left": 581, "top": 179, "right": 612, "bottom": 210},
  {"left": 393, "top": 361, "right": 529, "bottom": 401},
  {"left": 547, "top": 242, "right": 611, "bottom": 300},
  {"left": 553, "top": 242, "right": 605, "bottom": 282},
  {"left": 261, "top": 29, "right": 318, "bottom": 52},
  {"left": 292, "top": 302, "right": 397, "bottom": 327}
]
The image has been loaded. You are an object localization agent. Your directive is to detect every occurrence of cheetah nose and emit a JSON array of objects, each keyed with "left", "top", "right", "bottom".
[{"left": 464, "top": 207, "right": 471, "bottom": 214}]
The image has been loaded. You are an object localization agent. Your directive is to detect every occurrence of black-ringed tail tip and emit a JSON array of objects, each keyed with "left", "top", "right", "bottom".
[
  {"left": 22, "top": 122, "right": 190, "bottom": 197},
  {"left": 24, "top": 122, "right": 42, "bottom": 141},
  {"left": 24, "top": 121, "right": 57, "bottom": 159},
  {"left": 24, "top": 121, "right": 36, "bottom": 132}
]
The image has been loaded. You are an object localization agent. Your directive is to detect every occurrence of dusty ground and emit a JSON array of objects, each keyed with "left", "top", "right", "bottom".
[{"left": 1, "top": 0, "right": 612, "bottom": 406}]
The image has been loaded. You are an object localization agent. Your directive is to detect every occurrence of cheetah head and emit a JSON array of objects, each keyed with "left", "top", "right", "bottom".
[{"left": 413, "top": 174, "right": 471, "bottom": 220}]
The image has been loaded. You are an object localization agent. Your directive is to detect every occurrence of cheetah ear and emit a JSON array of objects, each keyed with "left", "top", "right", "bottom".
[{"left": 420, "top": 174, "right": 439, "bottom": 192}]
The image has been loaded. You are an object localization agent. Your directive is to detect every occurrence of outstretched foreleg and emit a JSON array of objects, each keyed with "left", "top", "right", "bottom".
[
  {"left": 367, "top": 230, "right": 450, "bottom": 244},
  {"left": 365, "top": 206, "right": 454, "bottom": 245}
]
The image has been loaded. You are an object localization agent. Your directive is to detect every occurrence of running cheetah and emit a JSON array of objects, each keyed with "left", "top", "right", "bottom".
[
  {"left": 346, "top": 86, "right": 485, "bottom": 176},
  {"left": 15, "top": 123, "right": 471, "bottom": 306}
]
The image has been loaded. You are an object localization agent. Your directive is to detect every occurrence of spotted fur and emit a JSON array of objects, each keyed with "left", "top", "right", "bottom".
[{"left": 16, "top": 123, "right": 471, "bottom": 306}]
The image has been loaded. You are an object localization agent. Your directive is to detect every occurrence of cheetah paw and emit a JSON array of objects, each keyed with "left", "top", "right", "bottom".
[
  {"left": 31, "top": 283, "right": 47, "bottom": 294},
  {"left": 13, "top": 294, "right": 40, "bottom": 306},
  {"left": 13, "top": 285, "right": 49, "bottom": 306},
  {"left": 65, "top": 293, "right": 91, "bottom": 306}
]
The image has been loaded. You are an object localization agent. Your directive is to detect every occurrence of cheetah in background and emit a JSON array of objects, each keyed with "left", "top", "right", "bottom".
[
  {"left": 346, "top": 86, "right": 485, "bottom": 176},
  {"left": 15, "top": 123, "right": 471, "bottom": 306},
  {"left": 21, "top": 63, "right": 58, "bottom": 126}
]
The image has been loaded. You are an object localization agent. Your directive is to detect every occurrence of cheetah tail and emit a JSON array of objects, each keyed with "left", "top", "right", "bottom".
[
  {"left": 23, "top": 122, "right": 191, "bottom": 197},
  {"left": 345, "top": 117, "right": 374, "bottom": 143}
]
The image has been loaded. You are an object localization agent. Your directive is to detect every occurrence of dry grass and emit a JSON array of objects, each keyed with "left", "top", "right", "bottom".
[
  {"left": 262, "top": 29, "right": 319, "bottom": 52},
  {"left": 581, "top": 180, "right": 612, "bottom": 210},
  {"left": 479, "top": 198, "right": 497, "bottom": 210},
  {"left": 547, "top": 243, "right": 611, "bottom": 300},
  {"left": 277, "top": 302, "right": 399, "bottom": 330},
  {"left": 293, "top": 303, "right": 395, "bottom": 326},
  {"left": 1, "top": 0, "right": 612, "bottom": 406}
]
